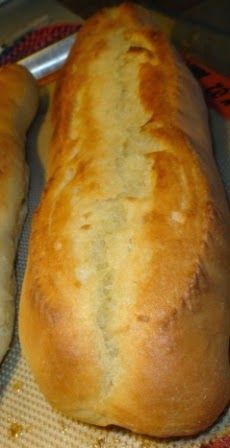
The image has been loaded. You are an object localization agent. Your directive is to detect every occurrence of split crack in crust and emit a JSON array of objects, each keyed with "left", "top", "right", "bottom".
[
  {"left": 51, "top": 27, "right": 219, "bottom": 401},
  {"left": 50, "top": 30, "right": 159, "bottom": 397}
]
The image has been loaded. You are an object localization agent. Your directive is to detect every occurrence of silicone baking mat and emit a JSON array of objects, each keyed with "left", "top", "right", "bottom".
[{"left": 0, "top": 78, "right": 229, "bottom": 448}]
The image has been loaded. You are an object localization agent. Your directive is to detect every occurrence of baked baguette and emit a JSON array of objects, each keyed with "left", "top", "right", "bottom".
[
  {"left": 0, "top": 64, "right": 38, "bottom": 363},
  {"left": 19, "top": 3, "right": 230, "bottom": 437}
]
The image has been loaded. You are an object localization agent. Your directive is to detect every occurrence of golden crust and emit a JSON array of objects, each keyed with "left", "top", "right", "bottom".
[
  {"left": 19, "top": 3, "right": 230, "bottom": 437},
  {"left": 0, "top": 64, "right": 39, "bottom": 363}
]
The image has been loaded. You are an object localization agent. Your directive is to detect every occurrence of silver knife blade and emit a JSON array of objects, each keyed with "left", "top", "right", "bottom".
[{"left": 18, "top": 33, "right": 77, "bottom": 80}]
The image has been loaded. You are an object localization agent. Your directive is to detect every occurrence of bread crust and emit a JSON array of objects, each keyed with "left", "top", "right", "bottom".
[
  {"left": 0, "top": 64, "right": 38, "bottom": 363},
  {"left": 19, "top": 3, "right": 230, "bottom": 437}
]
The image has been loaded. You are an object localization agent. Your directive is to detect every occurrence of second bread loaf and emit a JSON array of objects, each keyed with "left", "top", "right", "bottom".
[{"left": 0, "top": 64, "right": 38, "bottom": 363}]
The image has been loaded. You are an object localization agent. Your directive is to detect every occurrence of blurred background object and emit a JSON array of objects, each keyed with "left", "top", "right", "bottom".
[
  {"left": 59, "top": 0, "right": 230, "bottom": 32},
  {"left": 0, "top": 0, "right": 77, "bottom": 42},
  {"left": 60, "top": 0, "right": 204, "bottom": 17},
  {"left": 0, "top": 0, "right": 229, "bottom": 75},
  {"left": 0, "top": 0, "right": 81, "bottom": 66},
  {"left": 60, "top": 0, "right": 230, "bottom": 75}
]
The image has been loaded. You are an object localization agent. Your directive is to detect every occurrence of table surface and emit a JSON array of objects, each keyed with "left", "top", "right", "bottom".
[{"left": 0, "top": 0, "right": 77, "bottom": 42}]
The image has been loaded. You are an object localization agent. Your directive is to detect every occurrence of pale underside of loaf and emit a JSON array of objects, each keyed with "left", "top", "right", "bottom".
[
  {"left": 0, "top": 65, "right": 38, "bottom": 363},
  {"left": 19, "top": 3, "right": 230, "bottom": 437}
]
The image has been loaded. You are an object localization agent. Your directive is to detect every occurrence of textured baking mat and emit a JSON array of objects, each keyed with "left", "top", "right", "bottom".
[{"left": 0, "top": 83, "right": 229, "bottom": 447}]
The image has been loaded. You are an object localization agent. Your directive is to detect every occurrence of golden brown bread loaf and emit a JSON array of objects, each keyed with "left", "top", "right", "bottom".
[
  {"left": 0, "top": 64, "right": 38, "bottom": 363},
  {"left": 19, "top": 3, "right": 230, "bottom": 437}
]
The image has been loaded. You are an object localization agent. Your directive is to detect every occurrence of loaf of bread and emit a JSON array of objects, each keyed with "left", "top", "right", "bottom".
[
  {"left": 19, "top": 3, "right": 230, "bottom": 437},
  {"left": 0, "top": 64, "right": 38, "bottom": 363}
]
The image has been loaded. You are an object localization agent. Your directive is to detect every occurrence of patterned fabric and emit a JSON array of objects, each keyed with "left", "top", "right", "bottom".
[
  {"left": 0, "top": 22, "right": 81, "bottom": 66},
  {"left": 202, "top": 436, "right": 230, "bottom": 447}
]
